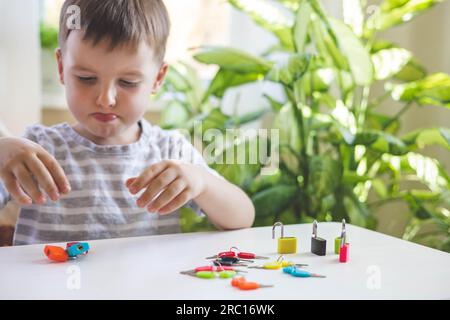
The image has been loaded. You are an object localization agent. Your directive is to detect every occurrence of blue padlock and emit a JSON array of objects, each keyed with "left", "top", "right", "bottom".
[{"left": 66, "top": 242, "right": 90, "bottom": 258}]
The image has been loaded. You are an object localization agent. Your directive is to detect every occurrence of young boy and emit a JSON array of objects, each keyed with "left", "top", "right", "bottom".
[{"left": 0, "top": 0, "right": 255, "bottom": 245}]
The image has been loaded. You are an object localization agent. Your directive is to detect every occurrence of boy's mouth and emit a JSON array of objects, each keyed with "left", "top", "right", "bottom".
[{"left": 92, "top": 113, "right": 118, "bottom": 122}]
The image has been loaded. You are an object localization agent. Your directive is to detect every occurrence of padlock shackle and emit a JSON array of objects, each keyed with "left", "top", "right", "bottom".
[
  {"left": 312, "top": 220, "right": 318, "bottom": 238},
  {"left": 340, "top": 229, "right": 347, "bottom": 248},
  {"left": 272, "top": 222, "right": 284, "bottom": 239},
  {"left": 229, "top": 246, "right": 240, "bottom": 253}
]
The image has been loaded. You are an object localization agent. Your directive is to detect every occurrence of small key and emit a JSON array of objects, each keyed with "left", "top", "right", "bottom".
[
  {"left": 248, "top": 260, "right": 308, "bottom": 270},
  {"left": 217, "top": 256, "right": 254, "bottom": 264},
  {"left": 231, "top": 277, "right": 274, "bottom": 290},
  {"left": 283, "top": 266, "right": 326, "bottom": 278},
  {"left": 206, "top": 251, "right": 269, "bottom": 260},
  {"left": 213, "top": 260, "right": 249, "bottom": 267}
]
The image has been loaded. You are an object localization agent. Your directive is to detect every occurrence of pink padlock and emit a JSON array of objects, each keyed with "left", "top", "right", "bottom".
[
  {"left": 339, "top": 243, "right": 349, "bottom": 262},
  {"left": 339, "top": 230, "right": 349, "bottom": 263}
]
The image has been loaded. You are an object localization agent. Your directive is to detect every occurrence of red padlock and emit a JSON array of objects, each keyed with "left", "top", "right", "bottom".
[
  {"left": 339, "top": 231, "right": 349, "bottom": 263},
  {"left": 339, "top": 243, "right": 349, "bottom": 263}
]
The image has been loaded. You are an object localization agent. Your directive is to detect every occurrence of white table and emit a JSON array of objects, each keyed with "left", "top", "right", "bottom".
[{"left": 0, "top": 222, "right": 449, "bottom": 299}]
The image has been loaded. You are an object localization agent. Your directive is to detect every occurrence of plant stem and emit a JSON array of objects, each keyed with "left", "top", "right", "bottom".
[
  {"left": 357, "top": 85, "right": 371, "bottom": 129},
  {"left": 367, "top": 91, "right": 391, "bottom": 111},
  {"left": 382, "top": 101, "right": 413, "bottom": 130},
  {"left": 367, "top": 196, "right": 404, "bottom": 208},
  {"left": 291, "top": 99, "right": 312, "bottom": 216}
]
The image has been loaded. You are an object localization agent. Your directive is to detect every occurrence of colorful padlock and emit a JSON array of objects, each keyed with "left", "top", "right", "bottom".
[
  {"left": 44, "top": 241, "right": 90, "bottom": 263},
  {"left": 334, "top": 219, "right": 349, "bottom": 254},
  {"left": 66, "top": 242, "right": 90, "bottom": 258},
  {"left": 272, "top": 222, "right": 297, "bottom": 254},
  {"left": 311, "top": 220, "right": 327, "bottom": 256},
  {"left": 339, "top": 229, "right": 349, "bottom": 263}
]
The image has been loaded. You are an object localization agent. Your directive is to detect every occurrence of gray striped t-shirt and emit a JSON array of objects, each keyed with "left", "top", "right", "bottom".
[{"left": 0, "top": 119, "right": 219, "bottom": 246}]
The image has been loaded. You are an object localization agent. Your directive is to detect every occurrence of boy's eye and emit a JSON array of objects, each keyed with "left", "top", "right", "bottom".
[
  {"left": 77, "top": 76, "right": 96, "bottom": 83},
  {"left": 120, "top": 80, "right": 140, "bottom": 88}
]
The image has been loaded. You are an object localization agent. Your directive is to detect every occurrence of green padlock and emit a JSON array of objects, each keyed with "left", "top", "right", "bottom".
[
  {"left": 335, "top": 219, "right": 349, "bottom": 254},
  {"left": 273, "top": 222, "right": 297, "bottom": 254}
]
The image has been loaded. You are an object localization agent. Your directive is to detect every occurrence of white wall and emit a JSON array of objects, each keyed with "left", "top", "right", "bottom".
[
  {"left": 389, "top": 1, "right": 450, "bottom": 170},
  {"left": 0, "top": 0, "right": 41, "bottom": 136}
]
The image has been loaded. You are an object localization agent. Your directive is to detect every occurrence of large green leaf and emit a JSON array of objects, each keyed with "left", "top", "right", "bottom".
[
  {"left": 389, "top": 73, "right": 450, "bottom": 107},
  {"left": 264, "top": 94, "right": 284, "bottom": 111},
  {"left": 371, "top": 48, "right": 412, "bottom": 80},
  {"left": 370, "top": 39, "right": 427, "bottom": 81},
  {"left": 189, "top": 108, "right": 231, "bottom": 135},
  {"left": 249, "top": 168, "right": 282, "bottom": 193},
  {"left": 329, "top": 18, "right": 374, "bottom": 85},
  {"left": 274, "top": 103, "right": 302, "bottom": 153},
  {"left": 268, "top": 53, "right": 310, "bottom": 85},
  {"left": 343, "top": 194, "right": 370, "bottom": 227},
  {"left": 395, "top": 58, "right": 427, "bottom": 82},
  {"left": 401, "top": 127, "right": 450, "bottom": 150},
  {"left": 252, "top": 185, "right": 298, "bottom": 217},
  {"left": 160, "top": 62, "right": 212, "bottom": 114},
  {"left": 307, "top": 155, "right": 341, "bottom": 214},
  {"left": 205, "top": 69, "right": 263, "bottom": 99},
  {"left": 383, "top": 152, "right": 450, "bottom": 192},
  {"left": 339, "top": 128, "right": 410, "bottom": 155},
  {"left": 380, "top": 0, "right": 410, "bottom": 11},
  {"left": 366, "top": 0, "right": 444, "bottom": 33},
  {"left": 366, "top": 112, "right": 400, "bottom": 134},
  {"left": 160, "top": 101, "right": 190, "bottom": 129},
  {"left": 193, "top": 46, "right": 273, "bottom": 73},
  {"left": 293, "top": 0, "right": 312, "bottom": 53},
  {"left": 165, "top": 65, "right": 190, "bottom": 92},
  {"left": 370, "top": 132, "right": 410, "bottom": 155},
  {"left": 310, "top": 17, "right": 348, "bottom": 70},
  {"left": 228, "top": 0, "right": 295, "bottom": 50},
  {"left": 403, "top": 217, "right": 450, "bottom": 253},
  {"left": 227, "top": 110, "right": 267, "bottom": 127},
  {"left": 308, "top": 155, "right": 341, "bottom": 198},
  {"left": 404, "top": 153, "right": 450, "bottom": 191},
  {"left": 278, "top": 0, "right": 302, "bottom": 11},
  {"left": 342, "top": 0, "right": 364, "bottom": 37},
  {"left": 211, "top": 137, "right": 262, "bottom": 188}
]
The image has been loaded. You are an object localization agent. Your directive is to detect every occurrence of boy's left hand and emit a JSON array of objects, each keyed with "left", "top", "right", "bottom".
[{"left": 125, "top": 160, "right": 207, "bottom": 215}]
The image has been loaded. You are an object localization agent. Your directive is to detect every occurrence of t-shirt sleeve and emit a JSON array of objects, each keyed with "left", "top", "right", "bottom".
[
  {"left": 22, "top": 125, "right": 55, "bottom": 155},
  {"left": 0, "top": 181, "right": 11, "bottom": 209},
  {"left": 166, "top": 131, "right": 224, "bottom": 216}
]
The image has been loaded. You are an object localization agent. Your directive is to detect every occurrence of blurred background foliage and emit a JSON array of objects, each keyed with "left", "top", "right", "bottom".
[{"left": 160, "top": 0, "right": 450, "bottom": 252}]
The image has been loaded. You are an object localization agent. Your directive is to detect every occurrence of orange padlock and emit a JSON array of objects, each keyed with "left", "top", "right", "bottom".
[{"left": 44, "top": 245, "right": 69, "bottom": 262}]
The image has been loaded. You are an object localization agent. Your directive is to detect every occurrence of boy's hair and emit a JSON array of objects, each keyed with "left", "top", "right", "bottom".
[{"left": 58, "top": 0, "right": 170, "bottom": 62}]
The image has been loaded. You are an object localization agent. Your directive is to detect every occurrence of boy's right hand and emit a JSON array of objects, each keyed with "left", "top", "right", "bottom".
[{"left": 0, "top": 137, "right": 70, "bottom": 205}]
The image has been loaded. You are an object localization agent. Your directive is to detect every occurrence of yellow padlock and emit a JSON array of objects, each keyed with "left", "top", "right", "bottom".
[{"left": 272, "top": 222, "right": 297, "bottom": 254}]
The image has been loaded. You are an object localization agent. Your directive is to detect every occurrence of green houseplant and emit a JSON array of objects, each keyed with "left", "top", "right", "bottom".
[{"left": 161, "top": 0, "right": 450, "bottom": 252}]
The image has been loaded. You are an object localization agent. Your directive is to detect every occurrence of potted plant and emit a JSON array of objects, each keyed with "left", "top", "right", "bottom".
[{"left": 161, "top": 0, "right": 450, "bottom": 252}]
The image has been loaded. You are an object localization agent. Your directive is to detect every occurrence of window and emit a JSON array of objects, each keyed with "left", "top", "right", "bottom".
[{"left": 40, "top": 0, "right": 231, "bottom": 75}]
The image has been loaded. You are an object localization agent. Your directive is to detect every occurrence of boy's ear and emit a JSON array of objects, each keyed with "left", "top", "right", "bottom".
[
  {"left": 151, "top": 63, "right": 168, "bottom": 94},
  {"left": 55, "top": 48, "right": 65, "bottom": 85}
]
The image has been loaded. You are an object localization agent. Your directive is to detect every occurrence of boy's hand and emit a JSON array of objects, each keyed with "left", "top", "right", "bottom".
[
  {"left": 125, "top": 160, "right": 207, "bottom": 215},
  {"left": 0, "top": 137, "right": 71, "bottom": 205}
]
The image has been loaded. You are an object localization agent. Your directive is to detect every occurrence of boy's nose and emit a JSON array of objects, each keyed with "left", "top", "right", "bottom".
[{"left": 96, "top": 85, "right": 117, "bottom": 109}]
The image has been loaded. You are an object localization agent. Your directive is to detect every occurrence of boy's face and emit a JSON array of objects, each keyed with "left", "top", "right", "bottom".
[{"left": 56, "top": 30, "right": 167, "bottom": 144}]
